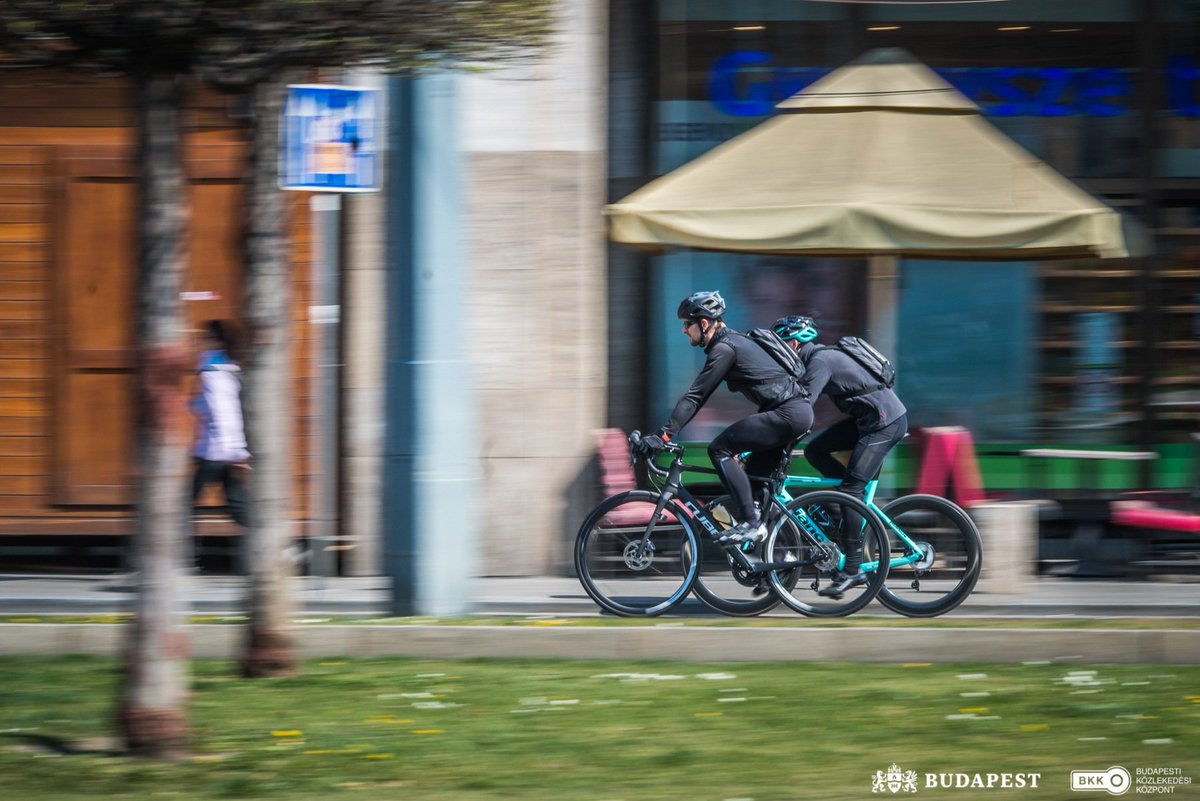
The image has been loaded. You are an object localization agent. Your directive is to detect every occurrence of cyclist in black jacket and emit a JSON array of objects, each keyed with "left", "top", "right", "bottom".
[
  {"left": 774, "top": 315, "right": 908, "bottom": 597},
  {"left": 639, "top": 292, "right": 813, "bottom": 545}
]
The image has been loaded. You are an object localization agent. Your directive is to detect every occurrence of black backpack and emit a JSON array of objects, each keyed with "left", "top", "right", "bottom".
[
  {"left": 746, "top": 328, "right": 806, "bottom": 382},
  {"left": 828, "top": 336, "right": 896, "bottom": 391}
]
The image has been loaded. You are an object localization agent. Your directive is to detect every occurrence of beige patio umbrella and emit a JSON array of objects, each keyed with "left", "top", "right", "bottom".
[{"left": 606, "top": 49, "right": 1137, "bottom": 260}]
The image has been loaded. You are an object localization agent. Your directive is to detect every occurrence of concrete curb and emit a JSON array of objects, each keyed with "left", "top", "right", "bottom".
[
  {"left": 4, "top": 597, "right": 1199, "bottom": 618},
  {"left": 3, "top": 624, "right": 1199, "bottom": 664}
]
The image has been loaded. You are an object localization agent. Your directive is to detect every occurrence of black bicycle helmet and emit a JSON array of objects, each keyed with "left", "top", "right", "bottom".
[
  {"left": 773, "top": 315, "right": 818, "bottom": 343},
  {"left": 677, "top": 290, "right": 726, "bottom": 321}
]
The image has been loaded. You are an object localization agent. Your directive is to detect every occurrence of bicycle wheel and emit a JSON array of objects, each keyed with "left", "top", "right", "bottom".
[
  {"left": 876, "top": 494, "right": 982, "bottom": 618},
  {"left": 574, "top": 490, "right": 701, "bottom": 617},
  {"left": 770, "top": 490, "right": 889, "bottom": 617},
  {"left": 689, "top": 496, "right": 800, "bottom": 616}
]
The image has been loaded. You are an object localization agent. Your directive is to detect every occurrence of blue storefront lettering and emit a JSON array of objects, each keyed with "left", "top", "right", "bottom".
[
  {"left": 708, "top": 51, "right": 776, "bottom": 117},
  {"left": 981, "top": 67, "right": 1038, "bottom": 117},
  {"left": 707, "top": 51, "right": 1198, "bottom": 118},
  {"left": 1078, "top": 68, "right": 1130, "bottom": 117},
  {"left": 1169, "top": 55, "right": 1200, "bottom": 117}
]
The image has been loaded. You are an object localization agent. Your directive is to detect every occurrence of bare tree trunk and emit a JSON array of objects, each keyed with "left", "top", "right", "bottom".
[
  {"left": 240, "top": 75, "right": 298, "bottom": 678},
  {"left": 116, "top": 70, "right": 191, "bottom": 759}
]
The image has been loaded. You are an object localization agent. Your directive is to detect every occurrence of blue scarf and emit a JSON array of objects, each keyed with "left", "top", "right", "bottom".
[{"left": 198, "top": 349, "right": 233, "bottom": 372}]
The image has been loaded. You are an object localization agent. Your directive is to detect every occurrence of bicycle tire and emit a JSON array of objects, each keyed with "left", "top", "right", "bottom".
[
  {"left": 771, "top": 490, "right": 890, "bottom": 617},
  {"left": 574, "top": 490, "right": 701, "bottom": 617},
  {"left": 689, "top": 495, "right": 800, "bottom": 616},
  {"left": 875, "top": 494, "right": 983, "bottom": 618}
]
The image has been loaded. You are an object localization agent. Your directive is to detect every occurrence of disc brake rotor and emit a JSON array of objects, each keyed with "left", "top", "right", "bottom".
[
  {"left": 913, "top": 541, "right": 936, "bottom": 571},
  {"left": 623, "top": 540, "right": 654, "bottom": 571}
]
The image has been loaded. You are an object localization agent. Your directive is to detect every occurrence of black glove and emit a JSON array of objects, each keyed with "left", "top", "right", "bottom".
[{"left": 640, "top": 433, "right": 668, "bottom": 455}]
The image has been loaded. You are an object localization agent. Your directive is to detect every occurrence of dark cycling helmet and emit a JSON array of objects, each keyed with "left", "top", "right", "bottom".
[
  {"left": 773, "top": 315, "right": 818, "bottom": 343},
  {"left": 677, "top": 290, "right": 726, "bottom": 321}
]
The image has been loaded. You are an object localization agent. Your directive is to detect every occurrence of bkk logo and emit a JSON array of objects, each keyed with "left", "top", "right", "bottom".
[
  {"left": 1072, "top": 766, "right": 1192, "bottom": 795},
  {"left": 1072, "top": 767, "right": 1132, "bottom": 796},
  {"left": 872, "top": 763, "right": 1042, "bottom": 793}
]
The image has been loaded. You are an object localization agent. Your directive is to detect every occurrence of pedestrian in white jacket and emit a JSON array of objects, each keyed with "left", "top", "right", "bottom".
[{"left": 191, "top": 320, "right": 250, "bottom": 546}]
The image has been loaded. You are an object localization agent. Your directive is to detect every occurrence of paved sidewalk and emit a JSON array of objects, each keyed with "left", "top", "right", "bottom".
[
  {"left": 3, "top": 572, "right": 1198, "bottom": 663},
  {"left": 1, "top": 571, "right": 1198, "bottom": 618}
]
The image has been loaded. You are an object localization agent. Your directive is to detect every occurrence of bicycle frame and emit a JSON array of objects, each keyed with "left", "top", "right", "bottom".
[
  {"left": 647, "top": 444, "right": 931, "bottom": 576},
  {"left": 642, "top": 454, "right": 814, "bottom": 575},
  {"left": 775, "top": 474, "right": 927, "bottom": 573}
]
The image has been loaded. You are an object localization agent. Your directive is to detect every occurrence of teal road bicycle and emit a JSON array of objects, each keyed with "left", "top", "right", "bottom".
[
  {"left": 574, "top": 433, "right": 892, "bottom": 618},
  {"left": 695, "top": 465, "right": 984, "bottom": 618}
]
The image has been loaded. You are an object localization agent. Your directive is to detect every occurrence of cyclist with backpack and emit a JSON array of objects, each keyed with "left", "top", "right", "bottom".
[
  {"left": 638, "top": 291, "right": 813, "bottom": 546},
  {"left": 773, "top": 315, "right": 908, "bottom": 597}
]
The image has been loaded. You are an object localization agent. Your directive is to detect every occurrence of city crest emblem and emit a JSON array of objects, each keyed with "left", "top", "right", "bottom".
[{"left": 873, "top": 763, "right": 919, "bottom": 794}]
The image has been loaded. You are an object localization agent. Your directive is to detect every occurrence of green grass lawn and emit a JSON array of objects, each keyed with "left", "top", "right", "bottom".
[{"left": 1, "top": 656, "right": 1197, "bottom": 800}]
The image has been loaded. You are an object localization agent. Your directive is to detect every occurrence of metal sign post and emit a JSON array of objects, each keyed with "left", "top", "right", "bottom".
[{"left": 283, "top": 85, "right": 380, "bottom": 577}]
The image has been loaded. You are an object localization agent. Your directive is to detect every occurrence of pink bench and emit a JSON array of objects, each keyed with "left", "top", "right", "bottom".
[
  {"left": 594, "top": 429, "right": 679, "bottom": 527},
  {"left": 1110, "top": 499, "right": 1200, "bottom": 574},
  {"left": 596, "top": 428, "right": 638, "bottom": 496},
  {"left": 1111, "top": 501, "right": 1200, "bottom": 533}
]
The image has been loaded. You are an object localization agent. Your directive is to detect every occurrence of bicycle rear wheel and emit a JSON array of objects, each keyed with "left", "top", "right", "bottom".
[
  {"left": 876, "top": 494, "right": 982, "bottom": 618},
  {"left": 771, "top": 491, "right": 889, "bottom": 617},
  {"left": 574, "top": 490, "right": 701, "bottom": 617},
  {"left": 689, "top": 496, "right": 800, "bottom": 616}
]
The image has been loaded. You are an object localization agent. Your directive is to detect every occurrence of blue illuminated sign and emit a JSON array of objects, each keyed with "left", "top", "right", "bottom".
[{"left": 708, "top": 52, "right": 1200, "bottom": 118}]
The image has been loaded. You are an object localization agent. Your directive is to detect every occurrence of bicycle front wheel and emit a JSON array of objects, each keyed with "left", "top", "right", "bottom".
[
  {"left": 688, "top": 495, "right": 798, "bottom": 616},
  {"left": 574, "top": 490, "right": 701, "bottom": 617},
  {"left": 876, "top": 494, "right": 982, "bottom": 618},
  {"left": 771, "top": 490, "right": 889, "bottom": 617}
]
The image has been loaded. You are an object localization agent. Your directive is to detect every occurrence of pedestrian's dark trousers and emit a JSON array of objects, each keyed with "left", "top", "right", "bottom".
[
  {"left": 192, "top": 459, "right": 249, "bottom": 527},
  {"left": 707, "top": 397, "right": 814, "bottom": 523},
  {"left": 804, "top": 413, "right": 908, "bottom": 569}
]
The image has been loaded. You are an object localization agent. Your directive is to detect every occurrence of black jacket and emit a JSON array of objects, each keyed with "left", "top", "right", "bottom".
[
  {"left": 661, "top": 327, "right": 802, "bottom": 438},
  {"left": 797, "top": 341, "right": 907, "bottom": 432}
]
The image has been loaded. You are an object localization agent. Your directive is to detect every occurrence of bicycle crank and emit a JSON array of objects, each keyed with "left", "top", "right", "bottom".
[
  {"left": 809, "top": 541, "right": 841, "bottom": 572},
  {"left": 721, "top": 546, "right": 765, "bottom": 587}
]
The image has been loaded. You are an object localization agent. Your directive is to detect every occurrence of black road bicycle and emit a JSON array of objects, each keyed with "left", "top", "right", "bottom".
[{"left": 574, "top": 432, "right": 890, "bottom": 617}]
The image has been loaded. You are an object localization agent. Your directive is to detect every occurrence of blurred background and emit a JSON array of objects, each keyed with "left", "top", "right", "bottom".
[{"left": 0, "top": 0, "right": 1196, "bottom": 591}]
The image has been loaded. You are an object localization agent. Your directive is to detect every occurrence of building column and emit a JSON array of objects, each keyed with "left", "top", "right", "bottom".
[
  {"left": 866, "top": 255, "right": 899, "bottom": 360},
  {"left": 460, "top": 0, "right": 609, "bottom": 576},
  {"left": 867, "top": 255, "right": 900, "bottom": 491},
  {"left": 383, "top": 75, "right": 478, "bottom": 614}
]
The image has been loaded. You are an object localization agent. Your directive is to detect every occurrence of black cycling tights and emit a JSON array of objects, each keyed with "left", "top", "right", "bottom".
[
  {"left": 707, "top": 398, "right": 813, "bottom": 524},
  {"left": 804, "top": 414, "right": 908, "bottom": 498},
  {"left": 804, "top": 414, "right": 908, "bottom": 569}
]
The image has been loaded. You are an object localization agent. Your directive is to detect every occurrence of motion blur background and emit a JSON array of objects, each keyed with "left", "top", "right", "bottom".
[{"left": 0, "top": 0, "right": 1196, "bottom": 585}]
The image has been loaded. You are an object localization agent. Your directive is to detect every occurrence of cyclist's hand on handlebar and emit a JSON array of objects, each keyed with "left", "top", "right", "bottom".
[
  {"left": 627, "top": 430, "right": 643, "bottom": 458},
  {"left": 640, "top": 433, "right": 668, "bottom": 455},
  {"left": 628, "top": 430, "right": 679, "bottom": 466}
]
